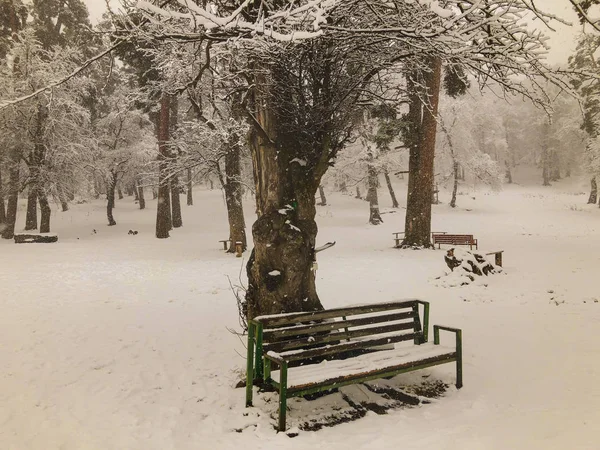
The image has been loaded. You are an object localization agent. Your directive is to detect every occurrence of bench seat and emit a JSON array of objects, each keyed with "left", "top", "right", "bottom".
[{"left": 268, "top": 342, "right": 456, "bottom": 391}]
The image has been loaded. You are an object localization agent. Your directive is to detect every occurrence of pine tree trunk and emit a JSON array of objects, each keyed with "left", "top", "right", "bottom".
[
  {"left": 223, "top": 143, "right": 247, "bottom": 253},
  {"left": 245, "top": 72, "right": 324, "bottom": 320},
  {"left": 38, "top": 190, "right": 51, "bottom": 233},
  {"left": 588, "top": 177, "right": 597, "bottom": 204},
  {"left": 403, "top": 58, "right": 442, "bottom": 247},
  {"left": 450, "top": 161, "right": 459, "bottom": 208},
  {"left": 1, "top": 151, "right": 19, "bottom": 239},
  {"left": 542, "top": 121, "right": 551, "bottom": 186},
  {"left": 137, "top": 180, "right": 145, "bottom": 210},
  {"left": 25, "top": 187, "right": 38, "bottom": 230},
  {"left": 505, "top": 160, "right": 513, "bottom": 184},
  {"left": 171, "top": 174, "right": 182, "bottom": 228},
  {"left": 59, "top": 187, "right": 69, "bottom": 212},
  {"left": 156, "top": 93, "right": 172, "bottom": 239},
  {"left": 0, "top": 167, "right": 6, "bottom": 226},
  {"left": 384, "top": 170, "right": 399, "bottom": 208},
  {"left": 107, "top": 173, "right": 117, "bottom": 226},
  {"left": 186, "top": 168, "right": 193, "bottom": 206},
  {"left": 318, "top": 185, "right": 327, "bottom": 206},
  {"left": 367, "top": 155, "right": 383, "bottom": 225}
]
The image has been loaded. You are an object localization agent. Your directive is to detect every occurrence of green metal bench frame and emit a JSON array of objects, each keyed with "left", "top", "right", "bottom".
[{"left": 245, "top": 300, "right": 462, "bottom": 431}]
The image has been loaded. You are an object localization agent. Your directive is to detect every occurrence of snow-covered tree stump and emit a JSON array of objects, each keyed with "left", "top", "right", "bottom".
[
  {"left": 441, "top": 248, "right": 500, "bottom": 285},
  {"left": 14, "top": 233, "right": 58, "bottom": 244}
]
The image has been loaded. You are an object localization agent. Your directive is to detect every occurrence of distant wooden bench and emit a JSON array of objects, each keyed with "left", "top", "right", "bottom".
[
  {"left": 432, "top": 233, "right": 477, "bottom": 250},
  {"left": 219, "top": 239, "right": 231, "bottom": 250},
  {"left": 14, "top": 233, "right": 58, "bottom": 244},
  {"left": 486, "top": 250, "right": 504, "bottom": 267},
  {"left": 393, "top": 231, "right": 446, "bottom": 248},
  {"left": 246, "top": 300, "right": 463, "bottom": 431}
]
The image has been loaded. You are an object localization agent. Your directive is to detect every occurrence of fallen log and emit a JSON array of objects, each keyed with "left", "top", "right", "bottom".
[{"left": 14, "top": 233, "right": 58, "bottom": 244}]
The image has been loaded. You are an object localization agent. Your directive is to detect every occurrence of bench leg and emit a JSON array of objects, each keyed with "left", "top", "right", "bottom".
[
  {"left": 278, "top": 363, "right": 288, "bottom": 432},
  {"left": 394, "top": 238, "right": 400, "bottom": 248},
  {"left": 245, "top": 323, "right": 255, "bottom": 407},
  {"left": 456, "top": 329, "right": 463, "bottom": 389}
]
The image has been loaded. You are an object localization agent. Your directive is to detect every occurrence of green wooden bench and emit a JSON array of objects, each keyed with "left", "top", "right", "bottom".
[{"left": 245, "top": 299, "right": 462, "bottom": 431}]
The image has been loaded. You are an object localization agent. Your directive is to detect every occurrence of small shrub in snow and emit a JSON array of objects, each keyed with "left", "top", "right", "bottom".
[{"left": 438, "top": 248, "right": 501, "bottom": 286}]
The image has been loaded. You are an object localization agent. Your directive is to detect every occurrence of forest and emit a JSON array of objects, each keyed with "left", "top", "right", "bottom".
[{"left": 1, "top": 0, "right": 600, "bottom": 448}]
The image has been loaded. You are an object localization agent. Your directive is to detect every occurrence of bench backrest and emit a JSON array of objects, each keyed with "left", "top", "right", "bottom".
[
  {"left": 433, "top": 234, "right": 474, "bottom": 244},
  {"left": 251, "top": 299, "right": 429, "bottom": 364}
]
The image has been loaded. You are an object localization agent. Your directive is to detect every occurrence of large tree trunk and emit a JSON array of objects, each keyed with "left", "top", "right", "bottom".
[
  {"left": 25, "top": 187, "right": 38, "bottom": 230},
  {"left": 450, "top": 161, "right": 459, "bottom": 208},
  {"left": 171, "top": 174, "right": 183, "bottom": 228},
  {"left": 1, "top": 151, "right": 20, "bottom": 239},
  {"left": 156, "top": 93, "right": 172, "bottom": 239},
  {"left": 245, "top": 73, "right": 325, "bottom": 320},
  {"left": 367, "top": 153, "right": 383, "bottom": 225},
  {"left": 222, "top": 142, "right": 247, "bottom": 253},
  {"left": 402, "top": 58, "right": 442, "bottom": 247},
  {"left": 383, "top": 170, "right": 399, "bottom": 208},
  {"left": 186, "top": 167, "right": 193, "bottom": 206},
  {"left": 589, "top": 177, "right": 598, "bottom": 204},
  {"left": 107, "top": 173, "right": 117, "bottom": 226}
]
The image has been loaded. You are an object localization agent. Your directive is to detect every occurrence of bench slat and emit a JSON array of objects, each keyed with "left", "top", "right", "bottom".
[
  {"left": 254, "top": 299, "right": 418, "bottom": 327},
  {"left": 262, "top": 311, "right": 416, "bottom": 342},
  {"left": 264, "top": 321, "right": 416, "bottom": 353},
  {"left": 268, "top": 331, "right": 419, "bottom": 362}
]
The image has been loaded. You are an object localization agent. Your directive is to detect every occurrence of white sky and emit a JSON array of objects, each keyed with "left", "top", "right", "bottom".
[{"left": 83, "top": 0, "right": 582, "bottom": 65}]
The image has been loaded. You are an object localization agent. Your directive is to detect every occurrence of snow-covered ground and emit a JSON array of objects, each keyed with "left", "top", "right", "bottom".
[{"left": 1, "top": 173, "right": 600, "bottom": 450}]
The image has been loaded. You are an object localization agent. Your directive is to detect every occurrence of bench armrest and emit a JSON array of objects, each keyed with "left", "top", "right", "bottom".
[
  {"left": 433, "top": 325, "right": 462, "bottom": 354},
  {"left": 264, "top": 351, "right": 286, "bottom": 365}
]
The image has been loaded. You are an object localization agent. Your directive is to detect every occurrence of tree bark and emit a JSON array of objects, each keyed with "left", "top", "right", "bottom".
[
  {"left": 1, "top": 151, "right": 20, "bottom": 239},
  {"left": 542, "top": 121, "right": 551, "bottom": 186},
  {"left": 0, "top": 167, "right": 6, "bottom": 226},
  {"left": 117, "top": 187, "right": 123, "bottom": 200},
  {"left": 156, "top": 93, "right": 172, "bottom": 239},
  {"left": 588, "top": 177, "right": 597, "bottom": 204},
  {"left": 107, "top": 172, "right": 117, "bottom": 226},
  {"left": 450, "top": 160, "right": 459, "bottom": 208},
  {"left": 505, "top": 160, "right": 512, "bottom": 184},
  {"left": 355, "top": 186, "right": 361, "bottom": 199},
  {"left": 222, "top": 142, "right": 247, "bottom": 253},
  {"left": 171, "top": 174, "right": 183, "bottom": 228},
  {"left": 152, "top": 188, "right": 158, "bottom": 200},
  {"left": 318, "top": 185, "right": 327, "bottom": 206},
  {"left": 38, "top": 190, "right": 51, "bottom": 233},
  {"left": 186, "top": 167, "right": 193, "bottom": 206},
  {"left": 367, "top": 153, "right": 383, "bottom": 225},
  {"left": 137, "top": 179, "right": 146, "bottom": 210},
  {"left": 25, "top": 187, "right": 38, "bottom": 230},
  {"left": 383, "top": 170, "right": 399, "bottom": 208},
  {"left": 402, "top": 58, "right": 442, "bottom": 247}
]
